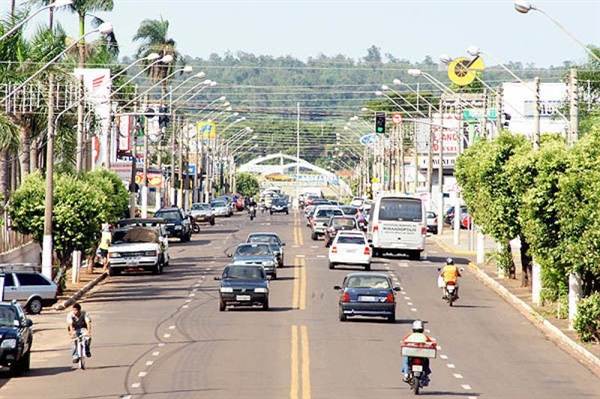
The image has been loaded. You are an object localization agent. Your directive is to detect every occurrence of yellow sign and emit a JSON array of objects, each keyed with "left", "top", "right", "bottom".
[
  {"left": 371, "top": 177, "right": 379, "bottom": 183},
  {"left": 447, "top": 56, "right": 485, "bottom": 86},
  {"left": 197, "top": 121, "right": 216, "bottom": 140}
]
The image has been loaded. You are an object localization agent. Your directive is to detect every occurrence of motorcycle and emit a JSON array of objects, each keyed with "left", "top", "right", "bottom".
[
  {"left": 444, "top": 281, "right": 458, "bottom": 306},
  {"left": 248, "top": 205, "right": 256, "bottom": 221},
  {"left": 401, "top": 342, "right": 436, "bottom": 395},
  {"left": 189, "top": 216, "right": 200, "bottom": 234}
]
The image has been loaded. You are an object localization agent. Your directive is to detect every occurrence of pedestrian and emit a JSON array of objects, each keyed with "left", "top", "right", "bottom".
[{"left": 99, "top": 224, "right": 112, "bottom": 272}]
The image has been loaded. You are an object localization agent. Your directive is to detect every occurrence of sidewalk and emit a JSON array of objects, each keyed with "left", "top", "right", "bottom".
[
  {"left": 51, "top": 264, "right": 107, "bottom": 311},
  {"left": 430, "top": 227, "right": 600, "bottom": 377}
]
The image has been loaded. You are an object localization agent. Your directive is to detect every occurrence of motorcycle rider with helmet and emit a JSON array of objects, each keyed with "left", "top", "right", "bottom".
[
  {"left": 401, "top": 320, "right": 433, "bottom": 383},
  {"left": 247, "top": 197, "right": 257, "bottom": 217},
  {"left": 439, "top": 257, "right": 461, "bottom": 300}
]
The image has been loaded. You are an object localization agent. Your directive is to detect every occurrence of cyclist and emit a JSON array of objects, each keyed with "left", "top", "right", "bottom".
[{"left": 67, "top": 303, "right": 92, "bottom": 363}]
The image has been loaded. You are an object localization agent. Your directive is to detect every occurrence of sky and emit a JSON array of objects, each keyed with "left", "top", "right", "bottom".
[{"left": 1, "top": 0, "right": 599, "bottom": 68}]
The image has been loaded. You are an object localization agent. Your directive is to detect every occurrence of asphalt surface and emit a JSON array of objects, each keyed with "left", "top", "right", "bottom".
[{"left": 1, "top": 210, "right": 598, "bottom": 398}]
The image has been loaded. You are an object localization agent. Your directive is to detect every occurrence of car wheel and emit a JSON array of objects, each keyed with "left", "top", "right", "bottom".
[
  {"left": 19, "top": 350, "right": 31, "bottom": 372},
  {"left": 286, "top": 210, "right": 289, "bottom": 215},
  {"left": 26, "top": 298, "right": 42, "bottom": 315},
  {"left": 329, "top": 262, "right": 335, "bottom": 270},
  {"left": 409, "top": 251, "right": 421, "bottom": 261},
  {"left": 311, "top": 232, "right": 317, "bottom": 241},
  {"left": 365, "top": 263, "right": 371, "bottom": 271},
  {"left": 210, "top": 218, "right": 215, "bottom": 226},
  {"left": 387, "top": 312, "right": 396, "bottom": 323},
  {"left": 108, "top": 266, "right": 121, "bottom": 276},
  {"left": 152, "top": 262, "right": 162, "bottom": 275},
  {"left": 270, "top": 211, "right": 273, "bottom": 215},
  {"left": 272, "top": 273, "right": 277, "bottom": 280},
  {"left": 262, "top": 298, "right": 270, "bottom": 311},
  {"left": 339, "top": 307, "right": 347, "bottom": 322},
  {"left": 219, "top": 301, "right": 226, "bottom": 312}
]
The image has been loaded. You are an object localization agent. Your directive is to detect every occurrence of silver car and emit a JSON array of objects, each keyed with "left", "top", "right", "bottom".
[
  {"left": 1, "top": 265, "right": 58, "bottom": 314},
  {"left": 211, "top": 200, "right": 231, "bottom": 217},
  {"left": 228, "top": 243, "right": 278, "bottom": 279}
]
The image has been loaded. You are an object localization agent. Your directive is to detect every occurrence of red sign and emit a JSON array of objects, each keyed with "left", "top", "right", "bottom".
[{"left": 392, "top": 113, "right": 403, "bottom": 125}]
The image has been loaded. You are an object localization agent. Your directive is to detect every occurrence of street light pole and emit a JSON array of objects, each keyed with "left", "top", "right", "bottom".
[{"left": 0, "top": 0, "right": 73, "bottom": 43}]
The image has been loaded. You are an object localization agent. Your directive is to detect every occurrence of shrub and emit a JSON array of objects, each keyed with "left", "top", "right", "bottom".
[{"left": 573, "top": 292, "right": 600, "bottom": 343}]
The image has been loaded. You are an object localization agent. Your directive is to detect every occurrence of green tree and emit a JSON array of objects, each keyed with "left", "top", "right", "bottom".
[{"left": 235, "top": 173, "right": 259, "bottom": 198}]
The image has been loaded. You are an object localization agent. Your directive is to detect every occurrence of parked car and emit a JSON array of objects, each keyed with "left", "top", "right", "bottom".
[
  {"left": 210, "top": 200, "right": 231, "bottom": 217},
  {"left": 324, "top": 215, "right": 359, "bottom": 247},
  {"left": 426, "top": 211, "right": 438, "bottom": 234},
  {"left": 108, "top": 225, "right": 167, "bottom": 276},
  {"left": 443, "top": 205, "right": 468, "bottom": 225},
  {"left": 228, "top": 243, "right": 279, "bottom": 279},
  {"left": 328, "top": 231, "right": 372, "bottom": 270},
  {"left": 0, "top": 265, "right": 58, "bottom": 314},
  {"left": 310, "top": 205, "right": 344, "bottom": 240},
  {"left": 154, "top": 207, "right": 192, "bottom": 242},
  {"left": 270, "top": 198, "right": 289, "bottom": 215},
  {"left": 215, "top": 264, "right": 269, "bottom": 311},
  {"left": 246, "top": 232, "right": 286, "bottom": 267},
  {"left": 190, "top": 203, "right": 215, "bottom": 225},
  {"left": 334, "top": 272, "right": 401, "bottom": 322},
  {"left": 0, "top": 300, "right": 33, "bottom": 374}
]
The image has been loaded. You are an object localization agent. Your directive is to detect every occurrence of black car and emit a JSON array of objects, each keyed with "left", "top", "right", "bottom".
[
  {"left": 334, "top": 273, "right": 401, "bottom": 322},
  {"left": 0, "top": 300, "right": 33, "bottom": 375},
  {"left": 270, "top": 198, "right": 289, "bottom": 215},
  {"left": 154, "top": 207, "right": 192, "bottom": 242},
  {"left": 215, "top": 264, "right": 270, "bottom": 311},
  {"left": 324, "top": 215, "right": 358, "bottom": 247}
]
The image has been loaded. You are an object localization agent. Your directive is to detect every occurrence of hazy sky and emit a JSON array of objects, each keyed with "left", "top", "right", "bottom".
[{"left": 2, "top": 0, "right": 599, "bottom": 68}]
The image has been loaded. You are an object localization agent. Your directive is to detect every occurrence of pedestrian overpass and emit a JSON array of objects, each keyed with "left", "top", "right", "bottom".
[{"left": 237, "top": 153, "right": 353, "bottom": 197}]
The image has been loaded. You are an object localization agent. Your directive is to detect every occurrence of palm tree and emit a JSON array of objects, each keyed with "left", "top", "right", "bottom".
[{"left": 133, "top": 17, "right": 182, "bottom": 99}]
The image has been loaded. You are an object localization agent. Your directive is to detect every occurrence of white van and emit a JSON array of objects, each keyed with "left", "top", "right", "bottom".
[{"left": 366, "top": 194, "right": 426, "bottom": 260}]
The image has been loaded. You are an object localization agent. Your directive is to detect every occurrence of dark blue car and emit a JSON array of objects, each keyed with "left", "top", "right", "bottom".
[
  {"left": 215, "top": 264, "right": 270, "bottom": 311},
  {"left": 334, "top": 273, "right": 401, "bottom": 322}
]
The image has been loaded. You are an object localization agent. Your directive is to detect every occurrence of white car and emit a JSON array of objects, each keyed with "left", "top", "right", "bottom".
[
  {"left": 210, "top": 200, "right": 231, "bottom": 217},
  {"left": 328, "top": 231, "right": 372, "bottom": 271}
]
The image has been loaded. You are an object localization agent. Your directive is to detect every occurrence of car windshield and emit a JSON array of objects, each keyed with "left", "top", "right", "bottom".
[
  {"left": 155, "top": 210, "right": 182, "bottom": 221},
  {"left": 192, "top": 203, "right": 209, "bottom": 210},
  {"left": 0, "top": 307, "right": 16, "bottom": 326},
  {"left": 332, "top": 218, "right": 355, "bottom": 228},
  {"left": 211, "top": 201, "right": 227, "bottom": 208},
  {"left": 248, "top": 235, "right": 280, "bottom": 246},
  {"left": 316, "top": 209, "right": 343, "bottom": 218},
  {"left": 234, "top": 244, "right": 273, "bottom": 257},
  {"left": 378, "top": 198, "right": 422, "bottom": 222},
  {"left": 112, "top": 227, "right": 159, "bottom": 244},
  {"left": 347, "top": 276, "right": 390, "bottom": 289},
  {"left": 337, "top": 235, "right": 365, "bottom": 245},
  {"left": 223, "top": 266, "right": 265, "bottom": 280}
]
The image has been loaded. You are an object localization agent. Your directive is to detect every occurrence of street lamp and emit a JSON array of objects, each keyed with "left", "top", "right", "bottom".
[
  {"left": 513, "top": 1, "right": 600, "bottom": 64},
  {"left": 1, "top": 22, "right": 114, "bottom": 107},
  {"left": 0, "top": 0, "right": 73, "bottom": 43},
  {"left": 407, "top": 69, "right": 453, "bottom": 94}
]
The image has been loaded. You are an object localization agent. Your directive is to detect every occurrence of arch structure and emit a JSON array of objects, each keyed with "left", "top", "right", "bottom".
[{"left": 237, "top": 153, "right": 353, "bottom": 197}]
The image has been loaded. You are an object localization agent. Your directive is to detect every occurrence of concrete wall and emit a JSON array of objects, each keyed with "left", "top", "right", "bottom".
[{"left": 0, "top": 242, "right": 41, "bottom": 265}]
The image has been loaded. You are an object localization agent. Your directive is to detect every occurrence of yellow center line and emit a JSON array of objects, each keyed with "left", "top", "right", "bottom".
[
  {"left": 300, "top": 325, "right": 311, "bottom": 399},
  {"left": 300, "top": 257, "right": 307, "bottom": 310},
  {"left": 293, "top": 257, "right": 300, "bottom": 309},
  {"left": 290, "top": 325, "right": 299, "bottom": 399}
]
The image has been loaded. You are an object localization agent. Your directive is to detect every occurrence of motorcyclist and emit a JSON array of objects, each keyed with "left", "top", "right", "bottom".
[
  {"left": 439, "top": 257, "right": 462, "bottom": 299},
  {"left": 247, "top": 197, "right": 257, "bottom": 216},
  {"left": 401, "top": 320, "right": 433, "bottom": 383}
]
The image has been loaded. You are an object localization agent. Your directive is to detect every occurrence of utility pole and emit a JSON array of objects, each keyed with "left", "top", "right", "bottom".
[
  {"left": 437, "top": 103, "right": 444, "bottom": 235},
  {"left": 569, "top": 68, "right": 579, "bottom": 146},
  {"left": 141, "top": 95, "right": 149, "bottom": 218},
  {"left": 129, "top": 86, "right": 139, "bottom": 218},
  {"left": 533, "top": 77, "right": 541, "bottom": 151},
  {"left": 427, "top": 104, "right": 434, "bottom": 202},
  {"left": 41, "top": 73, "right": 55, "bottom": 280}
]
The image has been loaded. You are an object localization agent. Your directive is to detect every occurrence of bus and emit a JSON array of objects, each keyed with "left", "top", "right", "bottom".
[{"left": 366, "top": 194, "right": 426, "bottom": 260}]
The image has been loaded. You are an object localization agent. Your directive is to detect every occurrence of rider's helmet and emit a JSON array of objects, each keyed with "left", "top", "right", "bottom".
[
  {"left": 446, "top": 257, "right": 454, "bottom": 265},
  {"left": 412, "top": 320, "right": 424, "bottom": 333}
]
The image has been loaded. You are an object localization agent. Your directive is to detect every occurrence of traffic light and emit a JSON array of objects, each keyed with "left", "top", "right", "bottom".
[{"left": 375, "top": 111, "right": 386, "bottom": 133}]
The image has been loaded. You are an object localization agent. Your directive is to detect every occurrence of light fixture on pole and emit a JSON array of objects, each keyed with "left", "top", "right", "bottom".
[
  {"left": 0, "top": 0, "right": 73, "bottom": 43},
  {"left": 513, "top": 1, "right": 600, "bottom": 64},
  {"left": 407, "top": 69, "right": 453, "bottom": 94}
]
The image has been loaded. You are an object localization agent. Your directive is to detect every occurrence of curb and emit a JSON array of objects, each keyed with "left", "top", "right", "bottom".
[
  {"left": 53, "top": 271, "right": 108, "bottom": 311},
  {"left": 432, "top": 235, "right": 600, "bottom": 377},
  {"left": 467, "top": 262, "right": 600, "bottom": 377}
]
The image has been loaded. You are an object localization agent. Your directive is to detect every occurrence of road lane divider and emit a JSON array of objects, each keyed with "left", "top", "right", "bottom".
[
  {"left": 290, "top": 325, "right": 311, "bottom": 399},
  {"left": 292, "top": 257, "right": 307, "bottom": 310}
]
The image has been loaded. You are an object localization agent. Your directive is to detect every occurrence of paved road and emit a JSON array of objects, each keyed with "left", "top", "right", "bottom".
[{"left": 1, "top": 210, "right": 598, "bottom": 398}]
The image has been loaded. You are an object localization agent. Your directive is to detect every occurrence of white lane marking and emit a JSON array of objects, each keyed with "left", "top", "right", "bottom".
[
  {"left": 146, "top": 361, "right": 154, "bottom": 366},
  {"left": 437, "top": 345, "right": 442, "bottom": 350},
  {"left": 152, "top": 351, "right": 160, "bottom": 356},
  {"left": 182, "top": 305, "right": 189, "bottom": 309},
  {"left": 411, "top": 308, "right": 418, "bottom": 312},
  {"left": 425, "top": 329, "right": 430, "bottom": 333},
  {"left": 138, "top": 371, "right": 147, "bottom": 377},
  {"left": 316, "top": 255, "right": 326, "bottom": 258},
  {"left": 462, "top": 385, "right": 472, "bottom": 390},
  {"left": 186, "top": 299, "right": 192, "bottom": 303},
  {"left": 404, "top": 296, "right": 411, "bottom": 300},
  {"left": 189, "top": 293, "right": 195, "bottom": 297},
  {"left": 131, "top": 383, "right": 141, "bottom": 388},
  {"left": 440, "top": 354, "right": 448, "bottom": 360},
  {"left": 163, "top": 333, "right": 171, "bottom": 338},
  {"left": 310, "top": 246, "right": 319, "bottom": 249},
  {"left": 169, "top": 325, "right": 175, "bottom": 330},
  {"left": 400, "top": 291, "right": 407, "bottom": 295},
  {"left": 398, "top": 262, "right": 409, "bottom": 268},
  {"left": 296, "top": 254, "right": 306, "bottom": 258},
  {"left": 453, "top": 374, "right": 463, "bottom": 379},
  {"left": 158, "top": 343, "right": 165, "bottom": 347},
  {"left": 292, "top": 245, "right": 300, "bottom": 248},
  {"left": 407, "top": 302, "right": 413, "bottom": 306},
  {"left": 385, "top": 266, "right": 392, "bottom": 270},
  {"left": 121, "top": 396, "right": 132, "bottom": 399},
  {"left": 447, "top": 363, "right": 456, "bottom": 368}
]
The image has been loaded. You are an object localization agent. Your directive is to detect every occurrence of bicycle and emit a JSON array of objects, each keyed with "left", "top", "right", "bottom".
[{"left": 73, "top": 334, "right": 90, "bottom": 370}]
